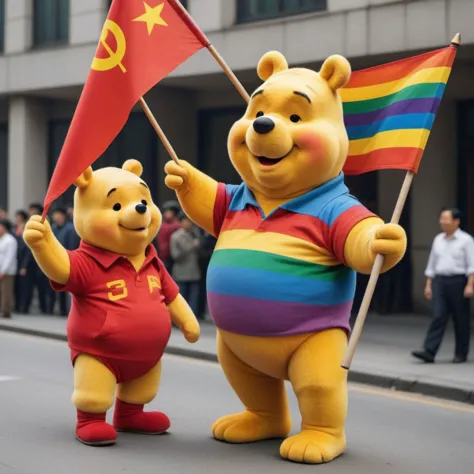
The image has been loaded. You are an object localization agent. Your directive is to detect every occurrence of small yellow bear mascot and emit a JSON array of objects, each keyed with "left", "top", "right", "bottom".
[
  {"left": 164, "top": 52, "right": 407, "bottom": 464},
  {"left": 23, "top": 159, "right": 200, "bottom": 446}
]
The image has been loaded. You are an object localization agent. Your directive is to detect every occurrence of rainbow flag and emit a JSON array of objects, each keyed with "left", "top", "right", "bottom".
[{"left": 340, "top": 44, "right": 458, "bottom": 175}]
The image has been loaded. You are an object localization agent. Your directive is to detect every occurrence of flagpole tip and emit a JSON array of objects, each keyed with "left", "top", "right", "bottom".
[{"left": 451, "top": 33, "right": 461, "bottom": 46}]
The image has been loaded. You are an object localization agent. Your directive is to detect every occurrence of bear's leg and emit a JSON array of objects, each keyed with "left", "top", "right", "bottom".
[
  {"left": 212, "top": 332, "right": 291, "bottom": 443},
  {"left": 72, "top": 354, "right": 117, "bottom": 446},
  {"left": 281, "top": 328, "right": 347, "bottom": 464},
  {"left": 113, "top": 360, "right": 170, "bottom": 434}
]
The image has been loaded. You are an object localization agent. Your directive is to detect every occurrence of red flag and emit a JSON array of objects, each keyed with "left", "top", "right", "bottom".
[{"left": 43, "top": 0, "right": 208, "bottom": 215}]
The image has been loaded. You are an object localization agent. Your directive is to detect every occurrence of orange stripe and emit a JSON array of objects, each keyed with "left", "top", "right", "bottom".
[
  {"left": 345, "top": 46, "right": 456, "bottom": 88},
  {"left": 222, "top": 208, "right": 330, "bottom": 250},
  {"left": 343, "top": 147, "right": 424, "bottom": 175}
]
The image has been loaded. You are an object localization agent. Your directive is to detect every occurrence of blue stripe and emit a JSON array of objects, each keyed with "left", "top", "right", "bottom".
[
  {"left": 207, "top": 264, "right": 356, "bottom": 305},
  {"left": 346, "top": 113, "right": 436, "bottom": 141}
]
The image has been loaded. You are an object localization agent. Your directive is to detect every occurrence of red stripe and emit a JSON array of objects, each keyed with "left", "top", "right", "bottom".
[
  {"left": 343, "top": 147, "right": 424, "bottom": 175},
  {"left": 330, "top": 206, "right": 377, "bottom": 264},
  {"left": 213, "top": 183, "right": 230, "bottom": 237},
  {"left": 222, "top": 208, "right": 330, "bottom": 250},
  {"left": 345, "top": 46, "right": 456, "bottom": 88}
]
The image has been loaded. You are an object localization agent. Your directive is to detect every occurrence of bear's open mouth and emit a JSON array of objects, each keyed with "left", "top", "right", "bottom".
[
  {"left": 256, "top": 146, "right": 295, "bottom": 167},
  {"left": 258, "top": 156, "right": 284, "bottom": 166},
  {"left": 119, "top": 224, "right": 146, "bottom": 232}
]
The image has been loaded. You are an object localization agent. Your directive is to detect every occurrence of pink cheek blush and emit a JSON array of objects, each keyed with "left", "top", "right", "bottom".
[{"left": 295, "top": 131, "right": 329, "bottom": 162}]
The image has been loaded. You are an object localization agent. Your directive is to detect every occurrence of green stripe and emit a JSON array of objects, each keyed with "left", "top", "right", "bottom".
[
  {"left": 343, "top": 82, "right": 445, "bottom": 115},
  {"left": 210, "top": 249, "right": 351, "bottom": 281}
]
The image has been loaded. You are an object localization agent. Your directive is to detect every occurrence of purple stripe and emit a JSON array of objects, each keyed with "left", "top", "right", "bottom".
[
  {"left": 207, "top": 292, "right": 352, "bottom": 337},
  {"left": 344, "top": 97, "right": 441, "bottom": 127}
]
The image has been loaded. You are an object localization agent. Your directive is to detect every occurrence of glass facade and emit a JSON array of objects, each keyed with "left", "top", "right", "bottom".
[
  {"left": 198, "top": 107, "right": 245, "bottom": 185},
  {"left": 236, "top": 0, "right": 327, "bottom": 23},
  {"left": 0, "top": 124, "right": 7, "bottom": 209},
  {"left": 0, "top": 0, "right": 4, "bottom": 54},
  {"left": 33, "top": 0, "right": 69, "bottom": 47}
]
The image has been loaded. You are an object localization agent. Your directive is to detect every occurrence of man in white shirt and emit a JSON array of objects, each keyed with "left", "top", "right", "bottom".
[
  {"left": 412, "top": 208, "right": 474, "bottom": 363},
  {"left": 0, "top": 219, "right": 18, "bottom": 319}
]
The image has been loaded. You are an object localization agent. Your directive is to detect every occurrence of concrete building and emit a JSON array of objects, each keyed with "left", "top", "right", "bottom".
[{"left": 0, "top": 0, "right": 473, "bottom": 313}]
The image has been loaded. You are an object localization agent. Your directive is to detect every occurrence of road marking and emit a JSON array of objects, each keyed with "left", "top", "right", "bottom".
[
  {"left": 0, "top": 376, "right": 20, "bottom": 382},
  {"left": 3, "top": 331, "right": 474, "bottom": 413}
]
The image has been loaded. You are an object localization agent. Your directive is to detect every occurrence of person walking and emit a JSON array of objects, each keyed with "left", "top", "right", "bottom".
[
  {"left": 170, "top": 214, "right": 201, "bottom": 315},
  {"left": 412, "top": 208, "right": 474, "bottom": 363},
  {"left": 0, "top": 219, "right": 18, "bottom": 319}
]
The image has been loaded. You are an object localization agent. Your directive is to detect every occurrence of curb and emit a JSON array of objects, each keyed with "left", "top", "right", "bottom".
[{"left": 1, "top": 324, "right": 473, "bottom": 405}]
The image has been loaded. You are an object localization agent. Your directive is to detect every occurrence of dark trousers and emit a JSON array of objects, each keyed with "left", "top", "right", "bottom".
[
  {"left": 18, "top": 267, "right": 49, "bottom": 314},
  {"left": 177, "top": 281, "right": 200, "bottom": 316},
  {"left": 424, "top": 275, "right": 471, "bottom": 357},
  {"left": 47, "top": 291, "right": 71, "bottom": 316}
]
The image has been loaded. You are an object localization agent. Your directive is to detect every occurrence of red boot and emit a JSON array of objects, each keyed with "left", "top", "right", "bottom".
[
  {"left": 76, "top": 410, "right": 117, "bottom": 446},
  {"left": 113, "top": 399, "right": 170, "bottom": 434}
]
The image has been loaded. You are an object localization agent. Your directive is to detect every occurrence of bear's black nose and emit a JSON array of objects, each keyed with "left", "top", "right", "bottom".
[
  {"left": 135, "top": 203, "right": 147, "bottom": 214},
  {"left": 253, "top": 117, "right": 275, "bottom": 134}
]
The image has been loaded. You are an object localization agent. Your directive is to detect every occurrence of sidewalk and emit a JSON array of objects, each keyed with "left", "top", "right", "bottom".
[{"left": 1, "top": 313, "right": 473, "bottom": 404}]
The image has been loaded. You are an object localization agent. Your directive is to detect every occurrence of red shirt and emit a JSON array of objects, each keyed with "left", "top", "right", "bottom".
[
  {"left": 52, "top": 242, "right": 179, "bottom": 362},
  {"left": 157, "top": 221, "right": 181, "bottom": 262}
]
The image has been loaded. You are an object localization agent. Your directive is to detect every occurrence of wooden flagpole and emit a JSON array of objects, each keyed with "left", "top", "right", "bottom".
[
  {"left": 341, "top": 33, "right": 461, "bottom": 370},
  {"left": 135, "top": 1, "right": 251, "bottom": 165},
  {"left": 169, "top": 0, "right": 250, "bottom": 103}
]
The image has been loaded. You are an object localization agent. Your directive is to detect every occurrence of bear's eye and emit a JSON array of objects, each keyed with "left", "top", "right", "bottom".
[
  {"left": 256, "top": 111, "right": 264, "bottom": 118},
  {"left": 113, "top": 203, "right": 122, "bottom": 211},
  {"left": 141, "top": 200, "right": 148, "bottom": 206},
  {"left": 290, "top": 114, "right": 301, "bottom": 123}
]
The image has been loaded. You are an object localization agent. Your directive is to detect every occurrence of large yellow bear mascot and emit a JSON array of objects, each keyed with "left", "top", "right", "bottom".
[
  {"left": 165, "top": 52, "right": 406, "bottom": 464},
  {"left": 23, "top": 160, "right": 200, "bottom": 446}
]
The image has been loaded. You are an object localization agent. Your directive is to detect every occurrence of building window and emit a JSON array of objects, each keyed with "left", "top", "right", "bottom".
[
  {"left": 0, "top": 0, "right": 4, "bottom": 54},
  {"left": 107, "top": 0, "right": 187, "bottom": 11},
  {"left": 198, "top": 107, "right": 245, "bottom": 185},
  {"left": 48, "top": 113, "right": 158, "bottom": 209},
  {"left": 33, "top": 0, "right": 69, "bottom": 47},
  {"left": 236, "top": 0, "right": 327, "bottom": 23},
  {"left": 0, "top": 124, "right": 8, "bottom": 210}
]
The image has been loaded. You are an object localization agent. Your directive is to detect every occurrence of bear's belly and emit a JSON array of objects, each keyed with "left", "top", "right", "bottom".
[{"left": 206, "top": 253, "right": 356, "bottom": 337}]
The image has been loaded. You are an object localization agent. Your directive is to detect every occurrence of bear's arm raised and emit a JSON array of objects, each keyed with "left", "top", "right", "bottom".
[
  {"left": 31, "top": 236, "right": 70, "bottom": 284},
  {"left": 168, "top": 160, "right": 219, "bottom": 236},
  {"left": 344, "top": 216, "right": 400, "bottom": 274}
]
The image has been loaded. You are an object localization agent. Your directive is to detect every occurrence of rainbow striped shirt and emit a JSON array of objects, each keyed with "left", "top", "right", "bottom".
[{"left": 207, "top": 173, "right": 375, "bottom": 337}]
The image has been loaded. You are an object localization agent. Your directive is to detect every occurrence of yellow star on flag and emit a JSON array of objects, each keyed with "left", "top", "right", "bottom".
[{"left": 133, "top": 1, "right": 168, "bottom": 35}]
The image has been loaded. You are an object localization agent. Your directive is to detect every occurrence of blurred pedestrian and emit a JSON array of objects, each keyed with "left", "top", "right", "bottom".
[
  {"left": 0, "top": 219, "right": 18, "bottom": 319},
  {"left": 0, "top": 207, "right": 7, "bottom": 220},
  {"left": 48, "top": 207, "right": 80, "bottom": 315},
  {"left": 170, "top": 214, "right": 201, "bottom": 315},
  {"left": 12, "top": 210, "right": 28, "bottom": 313},
  {"left": 412, "top": 208, "right": 474, "bottom": 364},
  {"left": 157, "top": 200, "right": 181, "bottom": 272},
  {"left": 18, "top": 203, "right": 48, "bottom": 314}
]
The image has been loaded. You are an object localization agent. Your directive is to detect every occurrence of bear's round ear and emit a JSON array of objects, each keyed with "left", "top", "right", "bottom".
[
  {"left": 257, "top": 51, "right": 289, "bottom": 81},
  {"left": 73, "top": 167, "right": 93, "bottom": 189},
  {"left": 122, "top": 159, "right": 143, "bottom": 177},
  {"left": 319, "top": 55, "right": 351, "bottom": 91}
]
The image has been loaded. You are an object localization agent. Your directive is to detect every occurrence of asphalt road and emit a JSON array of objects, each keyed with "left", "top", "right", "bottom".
[{"left": 1, "top": 332, "right": 473, "bottom": 474}]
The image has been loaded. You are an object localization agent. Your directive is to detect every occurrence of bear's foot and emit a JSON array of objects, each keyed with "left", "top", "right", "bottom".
[
  {"left": 76, "top": 410, "right": 117, "bottom": 446},
  {"left": 212, "top": 411, "right": 290, "bottom": 443},
  {"left": 113, "top": 399, "right": 170, "bottom": 434},
  {"left": 279, "top": 430, "right": 345, "bottom": 464}
]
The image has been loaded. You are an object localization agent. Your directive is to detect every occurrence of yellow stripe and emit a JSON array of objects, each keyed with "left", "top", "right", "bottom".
[
  {"left": 348, "top": 129, "right": 430, "bottom": 156},
  {"left": 340, "top": 66, "right": 451, "bottom": 102},
  {"left": 215, "top": 229, "right": 339, "bottom": 266}
]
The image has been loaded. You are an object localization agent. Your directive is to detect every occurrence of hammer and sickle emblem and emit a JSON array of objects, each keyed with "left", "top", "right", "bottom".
[{"left": 91, "top": 20, "right": 127, "bottom": 73}]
